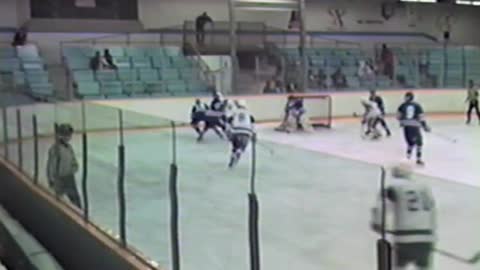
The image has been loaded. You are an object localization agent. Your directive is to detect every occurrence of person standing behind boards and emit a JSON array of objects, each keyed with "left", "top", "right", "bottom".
[{"left": 47, "top": 123, "right": 82, "bottom": 209}]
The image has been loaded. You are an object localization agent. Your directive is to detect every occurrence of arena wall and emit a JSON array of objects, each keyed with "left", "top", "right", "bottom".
[
  {"left": 0, "top": 0, "right": 18, "bottom": 28},
  {"left": 138, "top": 0, "right": 480, "bottom": 44},
  {"left": 92, "top": 89, "right": 467, "bottom": 124}
]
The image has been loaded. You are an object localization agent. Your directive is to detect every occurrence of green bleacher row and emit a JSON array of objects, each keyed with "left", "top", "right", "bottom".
[
  {"left": 0, "top": 46, "right": 54, "bottom": 99},
  {"left": 63, "top": 46, "right": 211, "bottom": 98},
  {"left": 281, "top": 47, "right": 480, "bottom": 88}
]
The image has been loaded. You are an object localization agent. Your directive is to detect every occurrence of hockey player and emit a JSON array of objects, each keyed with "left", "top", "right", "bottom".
[
  {"left": 210, "top": 91, "right": 224, "bottom": 112},
  {"left": 191, "top": 98, "right": 208, "bottom": 135},
  {"left": 227, "top": 100, "right": 256, "bottom": 168},
  {"left": 397, "top": 92, "right": 431, "bottom": 166},
  {"left": 371, "top": 164, "right": 436, "bottom": 270},
  {"left": 466, "top": 79, "right": 480, "bottom": 125},
  {"left": 361, "top": 99, "right": 382, "bottom": 140},
  {"left": 369, "top": 90, "right": 391, "bottom": 136},
  {"left": 275, "top": 95, "right": 306, "bottom": 132}
]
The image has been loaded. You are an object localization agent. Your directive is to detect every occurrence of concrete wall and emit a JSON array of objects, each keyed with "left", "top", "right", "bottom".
[
  {"left": 138, "top": 0, "right": 480, "bottom": 44},
  {"left": 92, "top": 89, "right": 467, "bottom": 124},
  {"left": 0, "top": 160, "right": 158, "bottom": 270},
  {"left": 0, "top": 0, "right": 18, "bottom": 28}
]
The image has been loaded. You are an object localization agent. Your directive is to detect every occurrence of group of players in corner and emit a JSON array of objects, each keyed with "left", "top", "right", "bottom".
[
  {"left": 190, "top": 91, "right": 256, "bottom": 168},
  {"left": 361, "top": 90, "right": 430, "bottom": 166}
]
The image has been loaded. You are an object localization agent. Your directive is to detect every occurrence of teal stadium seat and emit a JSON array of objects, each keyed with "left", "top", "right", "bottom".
[
  {"left": 117, "top": 69, "right": 138, "bottom": 81},
  {"left": 131, "top": 56, "right": 152, "bottom": 68},
  {"left": 22, "top": 60, "right": 44, "bottom": 70},
  {"left": 123, "top": 81, "right": 146, "bottom": 96},
  {"left": 167, "top": 80, "right": 188, "bottom": 95},
  {"left": 114, "top": 56, "right": 131, "bottom": 69},
  {"left": 124, "top": 47, "right": 147, "bottom": 57},
  {"left": 138, "top": 68, "right": 159, "bottom": 82},
  {"left": 26, "top": 71, "right": 50, "bottom": 84},
  {"left": 13, "top": 71, "right": 26, "bottom": 87},
  {"left": 16, "top": 45, "right": 39, "bottom": 59},
  {"left": 145, "top": 81, "right": 167, "bottom": 95},
  {"left": 0, "top": 47, "right": 16, "bottom": 58},
  {"left": 76, "top": 81, "right": 101, "bottom": 98},
  {"left": 29, "top": 82, "right": 54, "bottom": 98},
  {"left": 152, "top": 56, "right": 171, "bottom": 69},
  {"left": 159, "top": 68, "right": 179, "bottom": 80},
  {"left": 100, "top": 81, "right": 124, "bottom": 97},
  {"left": 73, "top": 70, "right": 95, "bottom": 82},
  {"left": 163, "top": 47, "right": 181, "bottom": 56},
  {"left": 67, "top": 58, "right": 90, "bottom": 70},
  {"left": 0, "top": 58, "right": 20, "bottom": 72},
  {"left": 95, "top": 70, "right": 117, "bottom": 81},
  {"left": 170, "top": 56, "right": 192, "bottom": 68}
]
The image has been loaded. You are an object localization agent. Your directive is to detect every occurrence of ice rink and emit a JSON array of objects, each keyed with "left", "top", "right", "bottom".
[{"left": 5, "top": 114, "right": 479, "bottom": 270}]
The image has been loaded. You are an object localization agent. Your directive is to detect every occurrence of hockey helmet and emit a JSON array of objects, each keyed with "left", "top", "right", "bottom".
[
  {"left": 235, "top": 99, "right": 247, "bottom": 109},
  {"left": 391, "top": 163, "right": 412, "bottom": 179},
  {"left": 56, "top": 123, "right": 74, "bottom": 136},
  {"left": 405, "top": 91, "right": 414, "bottom": 102}
]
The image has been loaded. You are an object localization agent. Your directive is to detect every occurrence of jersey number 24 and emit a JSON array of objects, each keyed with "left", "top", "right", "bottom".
[{"left": 405, "top": 190, "right": 432, "bottom": 212}]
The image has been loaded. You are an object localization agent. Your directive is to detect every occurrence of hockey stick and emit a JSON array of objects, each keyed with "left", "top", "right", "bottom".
[
  {"left": 430, "top": 131, "right": 458, "bottom": 143},
  {"left": 435, "top": 249, "right": 480, "bottom": 264}
]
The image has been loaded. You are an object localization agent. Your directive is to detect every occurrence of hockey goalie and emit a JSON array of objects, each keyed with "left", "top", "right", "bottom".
[{"left": 275, "top": 95, "right": 308, "bottom": 133}]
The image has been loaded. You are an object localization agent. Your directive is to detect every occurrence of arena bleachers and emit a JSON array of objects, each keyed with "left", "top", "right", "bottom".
[
  {"left": 62, "top": 46, "right": 210, "bottom": 99},
  {"left": 277, "top": 46, "right": 480, "bottom": 90},
  {"left": 0, "top": 45, "right": 54, "bottom": 99}
]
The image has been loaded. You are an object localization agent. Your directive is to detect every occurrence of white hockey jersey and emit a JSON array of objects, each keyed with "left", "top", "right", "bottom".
[
  {"left": 365, "top": 100, "right": 381, "bottom": 120},
  {"left": 230, "top": 109, "right": 255, "bottom": 136},
  {"left": 372, "top": 178, "right": 436, "bottom": 243}
]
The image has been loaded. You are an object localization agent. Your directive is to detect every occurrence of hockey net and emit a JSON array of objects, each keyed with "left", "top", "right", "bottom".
[{"left": 277, "top": 94, "right": 332, "bottom": 131}]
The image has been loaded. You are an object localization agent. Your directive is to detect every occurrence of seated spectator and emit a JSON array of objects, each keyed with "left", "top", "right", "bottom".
[
  {"left": 358, "top": 60, "right": 375, "bottom": 87},
  {"left": 263, "top": 79, "right": 282, "bottom": 94},
  {"left": 12, "top": 27, "right": 28, "bottom": 47},
  {"left": 90, "top": 51, "right": 102, "bottom": 71},
  {"left": 286, "top": 82, "right": 298, "bottom": 93},
  {"left": 331, "top": 67, "right": 348, "bottom": 89},
  {"left": 103, "top": 49, "right": 117, "bottom": 69}
]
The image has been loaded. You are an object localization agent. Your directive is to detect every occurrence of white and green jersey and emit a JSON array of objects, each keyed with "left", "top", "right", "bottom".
[{"left": 372, "top": 178, "right": 436, "bottom": 243}]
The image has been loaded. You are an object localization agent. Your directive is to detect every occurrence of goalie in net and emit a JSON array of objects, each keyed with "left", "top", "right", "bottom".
[{"left": 275, "top": 94, "right": 332, "bottom": 133}]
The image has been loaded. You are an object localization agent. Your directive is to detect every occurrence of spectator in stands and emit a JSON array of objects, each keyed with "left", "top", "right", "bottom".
[
  {"left": 103, "top": 49, "right": 117, "bottom": 69},
  {"left": 332, "top": 67, "right": 348, "bottom": 89},
  {"left": 90, "top": 51, "right": 102, "bottom": 71},
  {"left": 196, "top": 12, "right": 213, "bottom": 46},
  {"left": 380, "top": 44, "right": 394, "bottom": 80},
  {"left": 47, "top": 124, "right": 82, "bottom": 209},
  {"left": 286, "top": 82, "right": 298, "bottom": 93},
  {"left": 358, "top": 60, "right": 375, "bottom": 88},
  {"left": 263, "top": 79, "right": 282, "bottom": 93},
  {"left": 12, "top": 27, "right": 28, "bottom": 47}
]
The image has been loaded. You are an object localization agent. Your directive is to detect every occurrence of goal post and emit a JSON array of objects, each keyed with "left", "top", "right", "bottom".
[{"left": 288, "top": 93, "right": 332, "bottom": 129}]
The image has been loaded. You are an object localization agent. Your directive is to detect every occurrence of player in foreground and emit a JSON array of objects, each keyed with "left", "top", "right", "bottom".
[
  {"left": 397, "top": 92, "right": 431, "bottom": 166},
  {"left": 371, "top": 164, "right": 436, "bottom": 270},
  {"left": 369, "top": 90, "right": 391, "bottom": 136},
  {"left": 227, "top": 100, "right": 256, "bottom": 168},
  {"left": 361, "top": 99, "right": 382, "bottom": 140},
  {"left": 275, "top": 95, "right": 306, "bottom": 133},
  {"left": 465, "top": 79, "right": 480, "bottom": 125}
]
